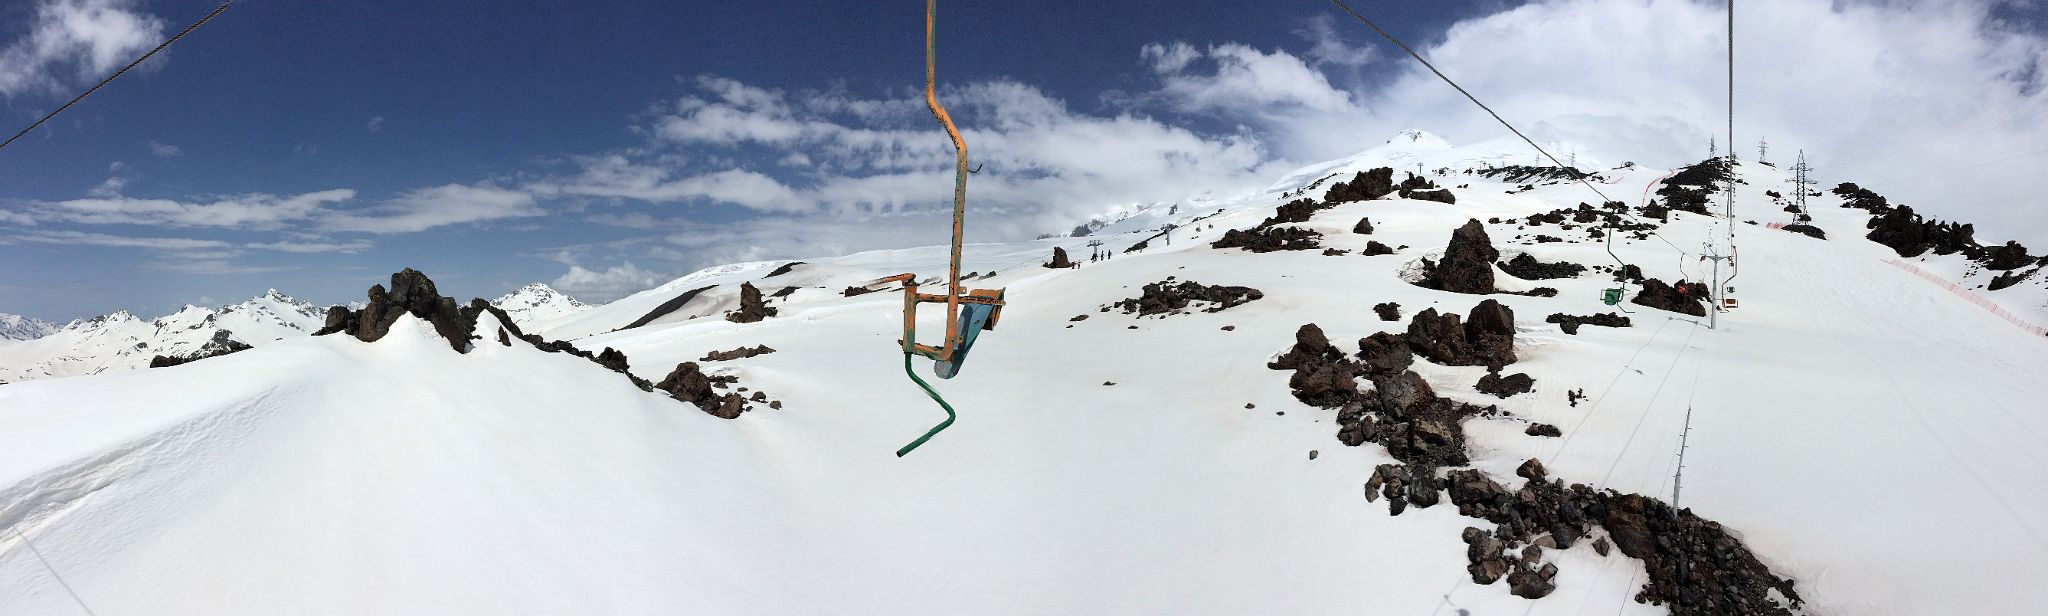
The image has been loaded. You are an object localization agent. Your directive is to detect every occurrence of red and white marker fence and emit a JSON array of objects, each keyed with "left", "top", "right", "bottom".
[{"left": 1885, "top": 259, "right": 2048, "bottom": 338}]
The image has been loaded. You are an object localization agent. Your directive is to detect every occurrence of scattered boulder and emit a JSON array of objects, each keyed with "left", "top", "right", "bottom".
[
  {"left": 1462, "top": 526, "right": 1513, "bottom": 584},
  {"left": 1045, "top": 246, "right": 1074, "bottom": 269},
  {"left": 1110, "top": 280, "right": 1264, "bottom": 316},
  {"left": 1353, "top": 217, "right": 1374, "bottom": 234},
  {"left": 1404, "top": 300, "right": 1517, "bottom": 367},
  {"left": 1779, "top": 224, "right": 1826, "bottom": 240},
  {"left": 1631, "top": 278, "right": 1709, "bottom": 317},
  {"left": 1525, "top": 423, "right": 1562, "bottom": 437},
  {"left": 1419, "top": 220, "right": 1499, "bottom": 294},
  {"left": 725, "top": 282, "right": 779, "bottom": 323},
  {"left": 763, "top": 261, "right": 805, "bottom": 278},
  {"left": 1497, "top": 253, "right": 1586, "bottom": 280},
  {"left": 1362, "top": 241, "right": 1396, "bottom": 256},
  {"left": 1546, "top": 312, "right": 1632, "bottom": 335},
  {"left": 1373, "top": 302, "right": 1401, "bottom": 321},
  {"left": 655, "top": 362, "right": 754, "bottom": 419},
  {"left": 1476, "top": 371, "right": 1536, "bottom": 398},
  {"left": 1212, "top": 226, "right": 1323, "bottom": 252},
  {"left": 701, "top": 344, "right": 777, "bottom": 362},
  {"left": 844, "top": 286, "right": 879, "bottom": 297},
  {"left": 1324, "top": 167, "right": 1395, "bottom": 203}
]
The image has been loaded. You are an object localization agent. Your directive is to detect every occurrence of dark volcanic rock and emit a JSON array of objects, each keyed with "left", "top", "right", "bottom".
[
  {"left": 1268, "top": 324, "right": 1361, "bottom": 408},
  {"left": 1212, "top": 226, "right": 1323, "bottom": 252},
  {"left": 701, "top": 344, "right": 777, "bottom": 362},
  {"left": 1525, "top": 423, "right": 1562, "bottom": 437},
  {"left": 1373, "top": 302, "right": 1401, "bottom": 321},
  {"left": 1111, "top": 280, "right": 1264, "bottom": 316},
  {"left": 1546, "top": 312, "right": 1632, "bottom": 335},
  {"left": 624, "top": 285, "right": 717, "bottom": 330},
  {"left": 1981, "top": 240, "right": 2033, "bottom": 271},
  {"left": 1779, "top": 224, "right": 1826, "bottom": 240},
  {"left": 725, "top": 282, "right": 779, "bottom": 323},
  {"left": 1265, "top": 198, "right": 1325, "bottom": 226},
  {"left": 1631, "top": 278, "right": 1708, "bottom": 317},
  {"left": 843, "top": 286, "right": 879, "bottom": 297},
  {"left": 1353, "top": 217, "right": 1374, "bottom": 234},
  {"left": 311, "top": 269, "right": 476, "bottom": 353},
  {"left": 1356, "top": 331, "right": 1414, "bottom": 376},
  {"left": 1397, "top": 174, "right": 1456, "bottom": 204},
  {"left": 655, "top": 362, "right": 753, "bottom": 419},
  {"left": 1362, "top": 241, "right": 1396, "bottom": 256},
  {"left": 1404, "top": 300, "right": 1517, "bottom": 367},
  {"left": 1866, "top": 204, "right": 1977, "bottom": 258},
  {"left": 763, "top": 261, "right": 805, "bottom": 278},
  {"left": 1498, "top": 253, "right": 1586, "bottom": 280},
  {"left": 148, "top": 330, "right": 253, "bottom": 368},
  {"left": 1476, "top": 371, "right": 1536, "bottom": 398},
  {"left": 1324, "top": 167, "right": 1395, "bottom": 203},
  {"left": 1045, "top": 246, "right": 1074, "bottom": 269},
  {"left": 1655, "top": 158, "right": 1731, "bottom": 216},
  {"left": 1420, "top": 220, "right": 1499, "bottom": 294}
]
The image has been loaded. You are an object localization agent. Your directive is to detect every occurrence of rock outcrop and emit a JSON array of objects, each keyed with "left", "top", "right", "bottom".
[
  {"left": 701, "top": 345, "right": 777, "bottom": 362},
  {"left": 1211, "top": 226, "right": 1322, "bottom": 252},
  {"left": 725, "top": 282, "right": 778, "bottom": 323},
  {"left": 1497, "top": 253, "right": 1586, "bottom": 280},
  {"left": 1111, "top": 280, "right": 1264, "bottom": 316},
  {"left": 313, "top": 268, "right": 475, "bottom": 352},
  {"left": 1419, "top": 220, "right": 1499, "bottom": 294},
  {"left": 1631, "top": 278, "right": 1709, "bottom": 317},
  {"left": 1324, "top": 167, "right": 1395, "bottom": 203},
  {"left": 1045, "top": 246, "right": 1074, "bottom": 269},
  {"left": 1404, "top": 300, "right": 1517, "bottom": 367},
  {"left": 1545, "top": 312, "right": 1632, "bottom": 335}
]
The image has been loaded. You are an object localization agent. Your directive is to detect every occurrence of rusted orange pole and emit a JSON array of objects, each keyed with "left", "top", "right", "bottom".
[{"left": 925, "top": 0, "right": 966, "bottom": 362}]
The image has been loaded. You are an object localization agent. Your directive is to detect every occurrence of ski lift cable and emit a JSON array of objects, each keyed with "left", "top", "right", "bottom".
[
  {"left": 1326, "top": 0, "right": 1697, "bottom": 268},
  {"left": 0, "top": 1, "right": 237, "bottom": 154}
]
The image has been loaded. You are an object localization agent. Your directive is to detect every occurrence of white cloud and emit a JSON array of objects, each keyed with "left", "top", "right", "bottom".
[
  {"left": 33, "top": 189, "right": 357, "bottom": 229},
  {"left": 0, "top": 209, "right": 35, "bottom": 226},
  {"left": 0, "top": 0, "right": 165, "bottom": 97},
  {"left": 147, "top": 140, "right": 180, "bottom": 157},
  {"left": 366, "top": 116, "right": 384, "bottom": 132},
  {"left": 144, "top": 260, "right": 295, "bottom": 275},
  {"left": 1328, "top": 0, "right": 2048, "bottom": 245},
  {"left": 550, "top": 261, "right": 665, "bottom": 302},
  {"left": 321, "top": 183, "right": 541, "bottom": 233},
  {"left": 245, "top": 239, "right": 372, "bottom": 253},
  {"left": 547, "top": 75, "right": 1289, "bottom": 234},
  {"left": 12, "top": 229, "right": 231, "bottom": 250}
]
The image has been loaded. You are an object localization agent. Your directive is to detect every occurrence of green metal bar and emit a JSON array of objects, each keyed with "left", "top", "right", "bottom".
[{"left": 896, "top": 352, "right": 957, "bottom": 457}]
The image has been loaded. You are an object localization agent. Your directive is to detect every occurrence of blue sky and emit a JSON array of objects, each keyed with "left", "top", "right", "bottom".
[{"left": 3, "top": 0, "right": 2046, "bottom": 320}]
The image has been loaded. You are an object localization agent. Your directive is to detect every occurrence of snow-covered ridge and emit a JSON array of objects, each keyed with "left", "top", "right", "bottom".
[
  {"left": 0, "top": 290, "right": 326, "bottom": 383},
  {"left": 2, "top": 131, "right": 2045, "bottom": 614},
  {"left": 0, "top": 314, "right": 57, "bottom": 341},
  {"left": 491, "top": 283, "right": 588, "bottom": 329}
]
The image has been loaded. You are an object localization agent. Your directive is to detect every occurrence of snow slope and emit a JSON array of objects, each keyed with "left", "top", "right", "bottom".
[
  {"left": 0, "top": 290, "right": 325, "bottom": 383},
  {"left": 2, "top": 136, "right": 2044, "bottom": 615}
]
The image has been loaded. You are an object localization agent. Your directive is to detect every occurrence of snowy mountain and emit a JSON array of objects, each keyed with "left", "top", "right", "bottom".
[
  {"left": 0, "top": 314, "right": 57, "bottom": 341},
  {"left": 3, "top": 133, "right": 2045, "bottom": 615},
  {"left": 491, "top": 282, "right": 589, "bottom": 329},
  {"left": 0, "top": 290, "right": 325, "bottom": 383}
]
